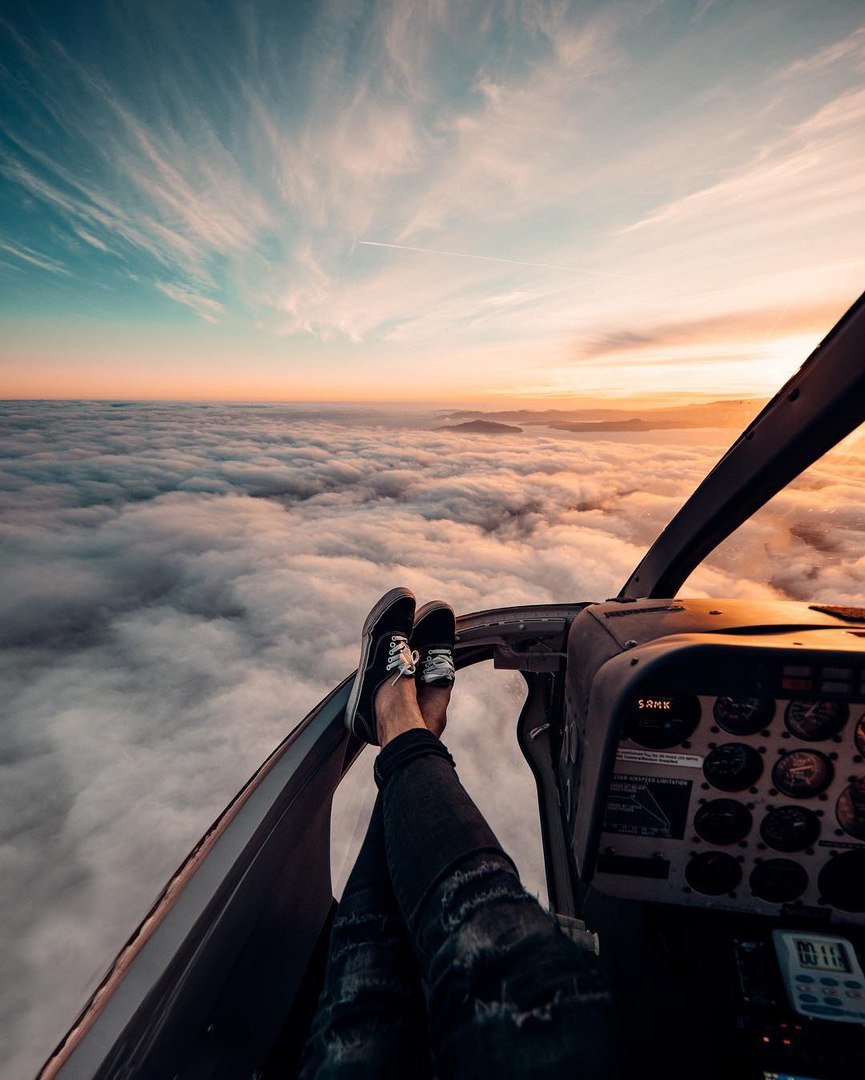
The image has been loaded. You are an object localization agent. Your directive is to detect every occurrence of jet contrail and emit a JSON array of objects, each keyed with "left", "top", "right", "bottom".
[{"left": 357, "top": 240, "right": 644, "bottom": 282}]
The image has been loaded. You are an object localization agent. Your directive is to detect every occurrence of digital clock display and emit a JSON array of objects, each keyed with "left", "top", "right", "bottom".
[
  {"left": 625, "top": 693, "right": 701, "bottom": 749},
  {"left": 794, "top": 938, "right": 850, "bottom": 973}
]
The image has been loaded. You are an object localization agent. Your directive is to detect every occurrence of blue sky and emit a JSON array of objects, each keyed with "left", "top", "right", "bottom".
[{"left": 2, "top": 0, "right": 865, "bottom": 401}]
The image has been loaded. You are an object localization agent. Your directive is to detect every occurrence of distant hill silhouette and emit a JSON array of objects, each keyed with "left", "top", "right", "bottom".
[
  {"left": 441, "top": 398, "right": 764, "bottom": 432},
  {"left": 436, "top": 419, "right": 523, "bottom": 434}
]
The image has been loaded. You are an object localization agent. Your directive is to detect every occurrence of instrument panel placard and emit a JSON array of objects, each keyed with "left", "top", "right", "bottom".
[{"left": 603, "top": 774, "right": 692, "bottom": 840}]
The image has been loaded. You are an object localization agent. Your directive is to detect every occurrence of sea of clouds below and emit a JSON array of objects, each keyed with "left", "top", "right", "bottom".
[{"left": 1, "top": 400, "right": 864, "bottom": 1079}]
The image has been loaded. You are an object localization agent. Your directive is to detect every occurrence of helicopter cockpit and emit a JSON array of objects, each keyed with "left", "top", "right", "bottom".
[{"left": 38, "top": 293, "right": 865, "bottom": 1079}]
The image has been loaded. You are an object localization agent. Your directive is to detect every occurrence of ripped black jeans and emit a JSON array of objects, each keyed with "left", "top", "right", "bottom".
[{"left": 299, "top": 729, "right": 621, "bottom": 1079}]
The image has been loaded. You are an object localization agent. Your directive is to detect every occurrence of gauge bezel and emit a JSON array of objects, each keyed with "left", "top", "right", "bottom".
[
  {"left": 783, "top": 699, "right": 849, "bottom": 742},
  {"left": 771, "top": 749, "right": 834, "bottom": 799},
  {"left": 749, "top": 858, "right": 808, "bottom": 903},
  {"left": 685, "top": 851, "right": 743, "bottom": 895},
  {"left": 694, "top": 798, "right": 753, "bottom": 845},
  {"left": 713, "top": 696, "right": 775, "bottom": 737},
  {"left": 835, "top": 779, "right": 865, "bottom": 841},
  {"left": 759, "top": 805, "right": 821, "bottom": 852},
  {"left": 702, "top": 742, "right": 763, "bottom": 792}
]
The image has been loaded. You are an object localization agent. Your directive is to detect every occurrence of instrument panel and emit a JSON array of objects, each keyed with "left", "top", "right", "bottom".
[
  {"left": 592, "top": 683, "right": 865, "bottom": 920},
  {"left": 563, "top": 602, "right": 865, "bottom": 1080}
]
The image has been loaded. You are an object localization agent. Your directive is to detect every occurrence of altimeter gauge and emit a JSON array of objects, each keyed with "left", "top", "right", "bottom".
[
  {"left": 784, "top": 699, "right": 848, "bottom": 742},
  {"left": 703, "top": 743, "right": 763, "bottom": 792},
  {"left": 713, "top": 696, "right": 774, "bottom": 736}
]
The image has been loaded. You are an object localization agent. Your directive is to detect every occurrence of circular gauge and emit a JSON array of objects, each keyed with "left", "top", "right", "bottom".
[
  {"left": 784, "top": 700, "right": 848, "bottom": 742},
  {"left": 818, "top": 850, "right": 865, "bottom": 913},
  {"left": 703, "top": 743, "right": 764, "bottom": 792},
  {"left": 855, "top": 715, "right": 865, "bottom": 757},
  {"left": 836, "top": 779, "right": 865, "bottom": 841},
  {"left": 759, "top": 806, "right": 821, "bottom": 852},
  {"left": 771, "top": 750, "right": 834, "bottom": 799},
  {"left": 625, "top": 694, "right": 701, "bottom": 749},
  {"left": 694, "top": 799, "right": 752, "bottom": 845},
  {"left": 685, "top": 851, "right": 742, "bottom": 895},
  {"left": 749, "top": 859, "right": 808, "bottom": 904},
  {"left": 713, "top": 697, "right": 775, "bottom": 736}
]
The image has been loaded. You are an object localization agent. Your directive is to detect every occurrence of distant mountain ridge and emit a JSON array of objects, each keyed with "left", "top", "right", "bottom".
[{"left": 441, "top": 398, "right": 764, "bottom": 432}]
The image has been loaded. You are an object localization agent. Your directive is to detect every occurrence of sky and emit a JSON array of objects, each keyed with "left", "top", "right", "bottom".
[
  {"left": 3, "top": 400, "right": 865, "bottom": 1077},
  {"left": 2, "top": 0, "right": 865, "bottom": 402}
]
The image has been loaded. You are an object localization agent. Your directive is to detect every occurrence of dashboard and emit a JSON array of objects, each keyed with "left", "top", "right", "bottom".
[{"left": 563, "top": 599, "right": 865, "bottom": 923}]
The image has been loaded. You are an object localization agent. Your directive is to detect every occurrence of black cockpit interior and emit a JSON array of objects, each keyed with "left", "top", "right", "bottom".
[{"left": 557, "top": 597, "right": 865, "bottom": 1079}]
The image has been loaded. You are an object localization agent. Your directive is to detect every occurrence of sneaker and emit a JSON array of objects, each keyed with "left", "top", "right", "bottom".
[
  {"left": 345, "top": 587, "right": 419, "bottom": 745},
  {"left": 412, "top": 601, "right": 456, "bottom": 688}
]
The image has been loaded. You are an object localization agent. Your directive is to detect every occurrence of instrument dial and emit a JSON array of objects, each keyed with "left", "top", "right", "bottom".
[
  {"left": 685, "top": 851, "right": 742, "bottom": 895},
  {"left": 771, "top": 750, "right": 833, "bottom": 799},
  {"left": 759, "top": 806, "right": 821, "bottom": 852},
  {"left": 713, "top": 697, "right": 774, "bottom": 736},
  {"left": 694, "top": 799, "right": 752, "bottom": 845},
  {"left": 818, "top": 850, "right": 865, "bottom": 913},
  {"left": 625, "top": 694, "right": 701, "bottom": 749},
  {"left": 749, "top": 859, "right": 808, "bottom": 904},
  {"left": 784, "top": 700, "right": 848, "bottom": 742},
  {"left": 836, "top": 779, "right": 865, "bottom": 841},
  {"left": 703, "top": 743, "right": 763, "bottom": 792},
  {"left": 855, "top": 715, "right": 865, "bottom": 757}
]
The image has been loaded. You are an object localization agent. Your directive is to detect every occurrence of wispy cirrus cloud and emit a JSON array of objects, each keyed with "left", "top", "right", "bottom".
[
  {"left": 156, "top": 282, "right": 225, "bottom": 322},
  {"left": 1, "top": 2, "right": 865, "bottom": 396},
  {"left": 0, "top": 237, "right": 68, "bottom": 274}
]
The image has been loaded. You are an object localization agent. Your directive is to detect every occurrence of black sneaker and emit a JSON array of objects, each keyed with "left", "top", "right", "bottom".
[
  {"left": 345, "top": 587, "right": 418, "bottom": 745},
  {"left": 412, "top": 601, "right": 456, "bottom": 688}
]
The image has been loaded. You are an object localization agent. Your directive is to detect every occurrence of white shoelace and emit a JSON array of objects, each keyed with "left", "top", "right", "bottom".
[
  {"left": 421, "top": 648, "right": 455, "bottom": 685},
  {"left": 386, "top": 634, "right": 420, "bottom": 685}
]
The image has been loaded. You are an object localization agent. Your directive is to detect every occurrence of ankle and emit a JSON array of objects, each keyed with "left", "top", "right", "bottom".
[
  {"left": 418, "top": 685, "right": 450, "bottom": 738},
  {"left": 375, "top": 676, "right": 426, "bottom": 747},
  {"left": 378, "top": 711, "right": 427, "bottom": 747}
]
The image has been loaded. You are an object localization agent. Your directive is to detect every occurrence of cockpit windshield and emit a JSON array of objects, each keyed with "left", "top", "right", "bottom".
[{"left": 684, "top": 421, "right": 865, "bottom": 603}]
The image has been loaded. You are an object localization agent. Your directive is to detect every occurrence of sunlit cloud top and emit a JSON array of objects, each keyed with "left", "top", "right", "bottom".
[{"left": 2, "top": 0, "right": 865, "bottom": 401}]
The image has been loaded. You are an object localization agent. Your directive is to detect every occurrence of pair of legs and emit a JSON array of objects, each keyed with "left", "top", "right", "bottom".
[{"left": 300, "top": 674, "right": 621, "bottom": 1078}]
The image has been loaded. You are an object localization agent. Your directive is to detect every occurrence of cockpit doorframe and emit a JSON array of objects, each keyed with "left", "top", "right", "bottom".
[{"left": 38, "top": 605, "right": 582, "bottom": 1080}]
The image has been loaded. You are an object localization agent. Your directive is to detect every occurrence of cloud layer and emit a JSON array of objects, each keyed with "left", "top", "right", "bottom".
[{"left": 1, "top": 401, "right": 864, "bottom": 1077}]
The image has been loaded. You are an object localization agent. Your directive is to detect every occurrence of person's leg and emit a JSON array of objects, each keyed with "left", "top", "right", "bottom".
[
  {"left": 375, "top": 677, "right": 623, "bottom": 1080},
  {"left": 298, "top": 794, "right": 433, "bottom": 1080}
]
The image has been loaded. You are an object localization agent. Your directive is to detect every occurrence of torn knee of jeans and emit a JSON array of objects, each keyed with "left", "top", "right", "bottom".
[
  {"left": 472, "top": 985, "right": 614, "bottom": 1027},
  {"left": 327, "top": 971, "right": 417, "bottom": 1009},
  {"left": 445, "top": 919, "right": 544, "bottom": 972},
  {"left": 442, "top": 881, "right": 535, "bottom": 932},
  {"left": 438, "top": 862, "right": 524, "bottom": 923},
  {"left": 312, "top": 1024, "right": 387, "bottom": 1065},
  {"left": 332, "top": 908, "right": 399, "bottom": 933},
  {"left": 439, "top": 860, "right": 512, "bottom": 902},
  {"left": 329, "top": 930, "right": 404, "bottom": 966}
]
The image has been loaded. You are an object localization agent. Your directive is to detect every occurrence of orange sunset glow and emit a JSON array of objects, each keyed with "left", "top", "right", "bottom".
[{"left": 2, "top": 4, "right": 865, "bottom": 403}]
